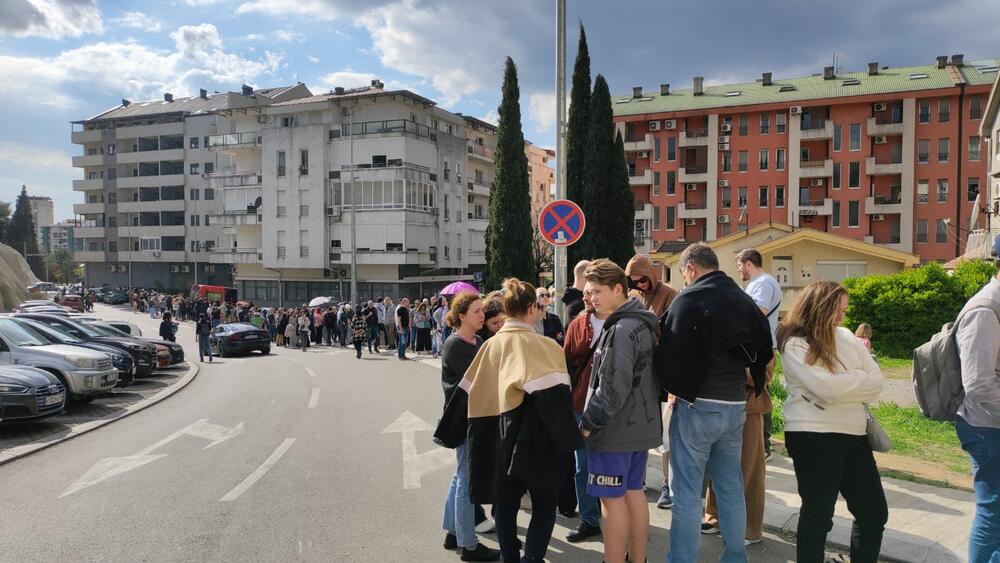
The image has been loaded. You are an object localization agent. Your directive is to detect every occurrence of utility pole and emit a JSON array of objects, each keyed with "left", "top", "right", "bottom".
[
  {"left": 553, "top": 0, "right": 568, "bottom": 322},
  {"left": 349, "top": 106, "right": 359, "bottom": 306}
]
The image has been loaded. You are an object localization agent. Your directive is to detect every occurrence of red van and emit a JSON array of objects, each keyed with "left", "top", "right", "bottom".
[{"left": 191, "top": 285, "right": 238, "bottom": 303}]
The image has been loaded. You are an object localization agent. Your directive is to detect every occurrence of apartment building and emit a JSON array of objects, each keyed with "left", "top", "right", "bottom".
[
  {"left": 210, "top": 81, "right": 490, "bottom": 305},
  {"left": 70, "top": 84, "right": 310, "bottom": 289},
  {"left": 615, "top": 55, "right": 997, "bottom": 262},
  {"left": 980, "top": 67, "right": 1000, "bottom": 239},
  {"left": 41, "top": 220, "right": 79, "bottom": 254},
  {"left": 526, "top": 141, "right": 556, "bottom": 219},
  {"left": 27, "top": 195, "right": 54, "bottom": 250}
]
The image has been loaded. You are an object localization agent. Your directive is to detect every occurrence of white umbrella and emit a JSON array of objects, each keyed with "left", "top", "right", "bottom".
[{"left": 308, "top": 296, "right": 331, "bottom": 308}]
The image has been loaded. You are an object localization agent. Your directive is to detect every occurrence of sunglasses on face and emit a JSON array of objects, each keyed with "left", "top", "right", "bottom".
[
  {"left": 627, "top": 276, "right": 651, "bottom": 289},
  {"left": 537, "top": 293, "right": 550, "bottom": 298}
]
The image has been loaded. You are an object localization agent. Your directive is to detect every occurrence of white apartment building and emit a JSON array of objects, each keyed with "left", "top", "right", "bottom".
[
  {"left": 41, "top": 220, "right": 78, "bottom": 254},
  {"left": 209, "top": 82, "right": 490, "bottom": 305},
  {"left": 27, "top": 196, "right": 54, "bottom": 250},
  {"left": 981, "top": 68, "right": 1000, "bottom": 240},
  {"left": 70, "top": 84, "right": 310, "bottom": 289}
]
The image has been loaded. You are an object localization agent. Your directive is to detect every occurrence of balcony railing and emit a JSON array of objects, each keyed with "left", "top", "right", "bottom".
[
  {"left": 873, "top": 156, "right": 903, "bottom": 165},
  {"left": 872, "top": 195, "right": 902, "bottom": 205},
  {"left": 208, "top": 132, "right": 261, "bottom": 148},
  {"left": 332, "top": 119, "right": 438, "bottom": 142},
  {"left": 468, "top": 143, "right": 494, "bottom": 159},
  {"left": 209, "top": 172, "right": 262, "bottom": 189},
  {"left": 685, "top": 128, "right": 708, "bottom": 138},
  {"left": 684, "top": 165, "right": 708, "bottom": 174},
  {"left": 801, "top": 119, "right": 828, "bottom": 131},
  {"left": 682, "top": 202, "right": 707, "bottom": 210}
]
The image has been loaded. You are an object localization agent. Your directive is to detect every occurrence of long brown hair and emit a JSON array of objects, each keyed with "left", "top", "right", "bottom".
[{"left": 776, "top": 281, "right": 848, "bottom": 372}]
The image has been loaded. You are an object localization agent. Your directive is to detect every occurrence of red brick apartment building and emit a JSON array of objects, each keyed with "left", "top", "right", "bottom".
[{"left": 615, "top": 55, "right": 998, "bottom": 262}]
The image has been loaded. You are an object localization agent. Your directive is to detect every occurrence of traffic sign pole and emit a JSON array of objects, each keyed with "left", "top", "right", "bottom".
[{"left": 554, "top": 0, "right": 567, "bottom": 323}]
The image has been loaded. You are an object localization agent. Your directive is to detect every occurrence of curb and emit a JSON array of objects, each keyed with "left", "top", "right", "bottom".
[{"left": 0, "top": 361, "right": 200, "bottom": 466}]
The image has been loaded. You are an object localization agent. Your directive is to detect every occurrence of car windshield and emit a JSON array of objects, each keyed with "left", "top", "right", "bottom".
[
  {"left": 52, "top": 319, "right": 103, "bottom": 338},
  {"left": 85, "top": 323, "right": 130, "bottom": 337},
  {"left": 19, "top": 320, "right": 79, "bottom": 343},
  {"left": 0, "top": 319, "right": 48, "bottom": 347}
]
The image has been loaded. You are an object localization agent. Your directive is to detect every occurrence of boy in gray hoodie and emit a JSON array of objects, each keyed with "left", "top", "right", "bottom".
[{"left": 579, "top": 259, "right": 661, "bottom": 563}]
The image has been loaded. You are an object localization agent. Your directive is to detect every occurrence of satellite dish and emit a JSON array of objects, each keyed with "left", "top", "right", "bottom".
[{"left": 253, "top": 196, "right": 262, "bottom": 209}]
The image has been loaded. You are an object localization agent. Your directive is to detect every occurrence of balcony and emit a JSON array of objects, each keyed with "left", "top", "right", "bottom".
[
  {"left": 74, "top": 250, "right": 106, "bottom": 262},
  {"left": 678, "top": 164, "right": 709, "bottom": 184},
  {"left": 73, "top": 202, "right": 105, "bottom": 215},
  {"left": 634, "top": 203, "right": 652, "bottom": 221},
  {"left": 211, "top": 247, "right": 261, "bottom": 264},
  {"left": 73, "top": 179, "right": 103, "bottom": 191},
  {"left": 623, "top": 133, "right": 652, "bottom": 152},
  {"left": 209, "top": 171, "right": 262, "bottom": 190},
  {"left": 468, "top": 180, "right": 491, "bottom": 197},
  {"left": 798, "top": 198, "right": 834, "bottom": 216},
  {"left": 865, "top": 195, "right": 905, "bottom": 215},
  {"left": 72, "top": 154, "right": 104, "bottom": 167},
  {"left": 118, "top": 250, "right": 187, "bottom": 262},
  {"left": 71, "top": 128, "right": 105, "bottom": 144},
  {"left": 677, "top": 202, "right": 711, "bottom": 220},
  {"left": 116, "top": 173, "right": 185, "bottom": 189},
  {"left": 628, "top": 169, "right": 653, "bottom": 186},
  {"left": 866, "top": 156, "right": 903, "bottom": 176},
  {"left": 867, "top": 117, "right": 905, "bottom": 137},
  {"left": 332, "top": 119, "right": 439, "bottom": 143},
  {"left": 679, "top": 128, "right": 709, "bottom": 147},
  {"left": 467, "top": 143, "right": 494, "bottom": 162},
  {"left": 127, "top": 225, "right": 185, "bottom": 238},
  {"left": 467, "top": 217, "right": 489, "bottom": 232},
  {"left": 799, "top": 159, "right": 833, "bottom": 179},
  {"left": 116, "top": 148, "right": 185, "bottom": 165},
  {"left": 800, "top": 120, "right": 834, "bottom": 140},
  {"left": 115, "top": 121, "right": 183, "bottom": 139},
  {"left": 118, "top": 199, "right": 185, "bottom": 213},
  {"left": 74, "top": 226, "right": 106, "bottom": 238},
  {"left": 208, "top": 132, "right": 261, "bottom": 151}
]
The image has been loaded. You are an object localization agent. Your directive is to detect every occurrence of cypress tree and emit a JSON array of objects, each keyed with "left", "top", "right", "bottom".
[
  {"left": 566, "top": 24, "right": 591, "bottom": 267},
  {"left": 0, "top": 201, "right": 11, "bottom": 245},
  {"left": 607, "top": 130, "right": 636, "bottom": 268},
  {"left": 577, "top": 74, "right": 616, "bottom": 261},
  {"left": 10, "top": 185, "right": 42, "bottom": 277},
  {"left": 486, "top": 57, "right": 537, "bottom": 289}
]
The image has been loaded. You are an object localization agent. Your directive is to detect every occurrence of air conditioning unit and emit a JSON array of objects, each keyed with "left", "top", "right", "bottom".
[
  {"left": 719, "top": 135, "right": 731, "bottom": 143},
  {"left": 649, "top": 121, "right": 661, "bottom": 131},
  {"left": 720, "top": 123, "right": 732, "bottom": 132},
  {"left": 637, "top": 151, "right": 649, "bottom": 158},
  {"left": 326, "top": 207, "right": 341, "bottom": 218},
  {"left": 181, "top": 265, "right": 190, "bottom": 273},
  {"left": 663, "top": 120, "right": 676, "bottom": 130},
  {"left": 789, "top": 106, "right": 802, "bottom": 115},
  {"left": 170, "top": 265, "right": 180, "bottom": 273},
  {"left": 718, "top": 179, "right": 730, "bottom": 188},
  {"left": 107, "top": 265, "right": 116, "bottom": 272},
  {"left": 718, "top": 143, "right": 730, "bottom": 151},
  {"left": 810, "top": 179, "right": 824, "bottom": 187},
  {"left": 873, "top": 214, "right": 885, "bottom": 221},
  {"left": 685, "top": 218, "right": 698, "bottom": 226},
  {"left": 152, "top": 250, "right": 161, "bottom": 257},
  {"left": 873, "top": 103, "right": 887, "bottom": 112},
  {"left": 874, "top": 135, "right": 887, "bottom": 144},
  {"left": 685, "top": 183, "right": 697, "bottom": 191},
  {"left": 257, "top": 115, "right": 269, "bottom": 124},
  {"left": 718, "top": 215, "right": 731, "bottom": 224}
]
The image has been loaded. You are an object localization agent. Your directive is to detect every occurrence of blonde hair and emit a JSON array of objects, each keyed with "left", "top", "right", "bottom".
[
  {"left": 446, "top": 292, "right": 480, "bottom": 328},
  {"left": 855, "top": 323, "right": 872, "bottom": 339},
  {"left": 777, "top": 281, "right": 848, "bottom": 372},
  {"left": 502, "top": 278, "right": 537, "bottom": 318}
]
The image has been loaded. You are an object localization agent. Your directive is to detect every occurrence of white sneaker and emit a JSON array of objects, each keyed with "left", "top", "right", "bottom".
[
  {"left": 745, "top": 538, "right": 762, "bottom": 546},
  {"left": 474, "top": 518, "right": 496, "bottom": 534}
]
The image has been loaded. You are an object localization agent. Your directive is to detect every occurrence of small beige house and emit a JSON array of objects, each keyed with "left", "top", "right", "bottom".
[{"left": 651, "top": 223, "right": 920, "bottom": 315}]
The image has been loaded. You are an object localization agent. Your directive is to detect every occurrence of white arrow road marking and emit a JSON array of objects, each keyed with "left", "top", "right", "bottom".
[
  {"left": 381, "top": 411, "right": 455, "bottom": 490},
  {"left": 220, "top": 438, "right": 296, "bottom": 502},
  {"left": 305, "top": 367, "right": 317, "bottom": 378},
  {"left": 60, "top": 418, "right": 243, "bottom": 498},
  {"left": 308, "top": 388, "right": 320, "bottom": 408}
]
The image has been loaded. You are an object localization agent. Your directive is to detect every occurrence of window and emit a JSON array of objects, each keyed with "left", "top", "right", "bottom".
[
  {"left": 937, "top": 179, "right": 949, "bottom": 202},
  {"left": 833, "top": 125, "right": 842, "bottom": 151},
  {"left": 190, "top": 189, "right": 200, "bottom": 200},
  {"left": 918, "top": 139, "right": 930, "bottom": 163},
  {"left": 652, "top": 171, "right": 660, "bottom": 196},
  {"left": 654, "top": 137, "right": 661, "bottom": 161},
  {"left": 917, "top": 180, "right": 929, "bottom": 203},
  {"left": 108, "top": 193, "right": 117, "bottom": 204},
  {"left": 721, "top": 188, "right": 732, "bottom": 208},
  {"left": 666, "top": 171, "right": 676, "bottom": 195},
  {"left": 935, "top": 138, "right": 950, "bottom": 162},
  {"left": 299, "top": 150, "right": 309, "bottom": 175},
  {"left": 969, "top": 136, "right": 981, "bottom": 161},
  {"left": 738, "top": 114, "right": 748, "bottom": 136},
  {"left": 916, "top": 220, "right": 928, "bottom": 243},
  {"left": 970, "top": 96, "right": 983, "bottom": 120},
  {"left": 848, "top": 161, "right": 860, "bottom": 188},
  {"left": 935, "top": 219, "right": 949, "bottom": 243},
  {"left": 776, "top": 113, "right": 786, "bottom": 133},
  {"left": 139, "top": 237, "right": 160, "bottom": 251},
  {"left": 667, "top": 137, "right": 676, "bottom": 161},
  {"left": 738, "top": 186, "right": 748, "bottom": 208},
  {"left": 300, "top": 205, "right": 309, "bottom": 217},
  {"left": 277, "top": 151, "right": 286, "bottom": 177},
  {"left": 759, "top": 149, "right": 768, "bottom": 170},
  {"left": 652, "top": 206, "right": 661, "bottom": 230},
  {"left": 189, "top": 137, "right": 199, "bottom": 149},
  {"left": 758, "top": 186, "right": 769, "bottom": 207},
  {"left": 282, "top": 116, "right": 295, "bottom": 127},
  {"left": 832, "top": 200, "right": 841, "bottom": 227},
  {"left": 300, "top": 229, "right": 309, "bottom": 258},
  {"left": 277, "top": 231, "right": 286, "bottom": 258},
  {"left": 276, "top": 206, "right": 286, "bottom": 217},
  {"left": 191, "top": 240, "right": 199, "bottom": 252},
  {"left": 938, "top": 99, "right": 950, "bottom": 122},
  {"left": 759, "top": 113, "right": 770, "bottom": 134},
  {"left": 190, "top": 163, "right": 199, "bottom": 175},
  {"left": 775, "top": 186, "right": 785, "bottom": 207},
  {"left": 919, "top": 100, "right": 931, "bottom": 123},
  {"left": 832, "top": 162, "right": 841, "bottom": 188},
  {"left": 776, "top": 149, "right": 786, "bottom": 170},
  {"left": 849, "top": 123, "right": 861, "bottom": 150},
  {"left": 189, "top": 214, "right": 200, "bottom": 226},
  {"left": 738, "top": 151, "right": 748, "bottom": 172},
  {"left": 968, "top": 177, "right": 981, "bottom": 202},
  {"left": 108, "top": 241, "right": 117, "bottom": 252},
  {"left": 666, "top": 206, "right": 676, "bottom": 230},
  {"left": 204, "top": 162, "right": 214, "bottom": 174},
  {"left": 722, "top": 152, "right": 731, "bottom": 173},
  {"left": 848, "top": 201, "right": 860, "bottom": 227},
  {"left": 205, "top": 188, "right": 215, "bottom": 200},
  {"left": 107, "top": 144, "right": 116, "bottom": 155}
]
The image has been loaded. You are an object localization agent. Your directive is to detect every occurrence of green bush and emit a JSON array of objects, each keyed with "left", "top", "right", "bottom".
[
  {"left": 842, "top": 261, "right": 996, "bottom": 358},
  {"left": 768, "top": 355, "right": 787, "bottom": 434}
]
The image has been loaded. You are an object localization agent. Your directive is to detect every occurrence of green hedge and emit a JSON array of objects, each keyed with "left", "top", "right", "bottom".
[{"left": 842, "top": 261, "right": 996, "bottom": 358}]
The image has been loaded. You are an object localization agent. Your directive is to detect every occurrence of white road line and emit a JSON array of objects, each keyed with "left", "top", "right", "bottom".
[
  {"left": 220, "top": 438, "right": 296, "bottom": 502},
  {"left": 305, "top": 367, "right": 317, "bottom": 378},
  {"left": 308, "top": 388, "right": 320, "bottom": 408}
]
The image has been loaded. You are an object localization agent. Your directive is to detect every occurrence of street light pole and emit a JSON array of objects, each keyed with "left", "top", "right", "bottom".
[
  {"left": 349, "top": 107, "right": 359, "bottom": 306},
  {"left": 553, "top": 0, "right": 568, "bottom": 322}
]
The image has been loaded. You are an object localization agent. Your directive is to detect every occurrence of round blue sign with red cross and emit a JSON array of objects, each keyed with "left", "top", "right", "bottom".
[{"left": 538, "top": 199, "right": 586, "bottom": 247}]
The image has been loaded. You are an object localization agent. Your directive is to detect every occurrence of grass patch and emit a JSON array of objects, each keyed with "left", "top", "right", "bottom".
[
  {"left": 870, "top": 403, "right": 970, "bottom": 474},
  {"left": 876, "top": 356, "right": 913, "bottom": 380}
]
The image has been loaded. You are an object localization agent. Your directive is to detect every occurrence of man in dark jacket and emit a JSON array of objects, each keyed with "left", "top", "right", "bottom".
[
  {"left": 323, "top": 307, "right": 337, "bottom": 346},
  {"left": 655, "top": 243, "right": 772, "bottom": 562},
  {"left": 560, "top": 259, "right": 592, "bottom": 325}
]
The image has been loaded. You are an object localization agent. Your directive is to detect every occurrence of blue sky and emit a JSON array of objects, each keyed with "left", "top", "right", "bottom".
[{"left": 1, "top": 0, "right": 999, "bottom": 220}]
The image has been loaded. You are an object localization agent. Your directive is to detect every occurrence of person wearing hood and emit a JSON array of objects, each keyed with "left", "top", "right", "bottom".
[
  {"left": 579, "top": 259, "right": 661, "bottom": 563},
  {"left": 560, "top": 260, "right": 592, "bottom": 325}
]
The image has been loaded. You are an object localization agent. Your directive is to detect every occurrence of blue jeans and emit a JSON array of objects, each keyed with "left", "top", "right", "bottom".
[
  {"left": 397, "top": 331, "right": 408, "bottom": 358},
  {"left": 957, "top": 416, "right": 1000, "bottom": 563},
  {"left": 368, "top": 325, "right": 380, "bottom": 351},
  {"left": 668, "top": 398, "right": 748, "bottom": 563},
  {"left": 573, "top": 413, "right": 601, "bottom": 527},
  {"left": 323, "top": 325, "right": 335, "bottom": 346},
  {"left": 198, "top": 334, "right": 211, "bottom": 359},
  {"left": 442, "top": 442, "right": 477, "bottom": 548}
]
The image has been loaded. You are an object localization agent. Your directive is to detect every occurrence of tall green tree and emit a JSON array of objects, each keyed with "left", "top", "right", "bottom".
[
  {"left": 607, "top": 131, "right": 636, "bottom": 267},
  {"left": 486, "top": 57, "right": 537, "bottom": 289},
  {"left": 575, "top": 74, "right": 616, "bottom": 262},
  {"left": 0, "top": 201, "right": 11, "bottom": 245},
  {"left": 566, "top": 24, "right": 592, "bottom": 268},
  {"left": 9, "top": 185, "right": 43, "bottom": 278},
  {"left": 44, "top": 248, "right": 76, "bottom": 283}
]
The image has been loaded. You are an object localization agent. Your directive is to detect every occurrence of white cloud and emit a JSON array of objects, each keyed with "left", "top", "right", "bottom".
[
  {"left": 111, "top": 11, "right": 162, "bottom": 33},
  {"left": 319, "top": 71, "right": 378, "bottom": 89},
  {"left": 0, "top": 142, "right": 71, "bottom": 170},
  {"left": 274, "top": 30, "right": 303, "bottom": 43},
  {"left": 183, "top": 0, "right": 225, "bottom": 5},
  {"left": 480, "top": 110, "right": 499, "bottom": 126},
  {"left": 0, "top": 0, "right": 103, "bottom": 39},
  {"left": 0, "top": 23, "right": 282, "bottom": 106},
  {"left": 240, "top": 33, "right": 266, "bottom": 41},
  {"left": 307, "top": 55, "right": 320, "bottom": 64},
  {"left": 528, "top": 92, "right": 556, "bottom": 133}
]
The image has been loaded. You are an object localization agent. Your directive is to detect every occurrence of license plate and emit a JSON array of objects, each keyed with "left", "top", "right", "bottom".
[
  {"left": 244, "top": 335, "right": 258, "bottom": 340},
  {"left": 44, "top": 393, "right": 64, "bottom": 406}
]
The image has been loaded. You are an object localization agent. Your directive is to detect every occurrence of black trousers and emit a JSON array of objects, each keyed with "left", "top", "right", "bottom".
[
  {"left": 494, "top": 473, "right": 557, "bottom": 563},
  {"left": 785, "top": 431, "right": 888, "bottom": 563}
]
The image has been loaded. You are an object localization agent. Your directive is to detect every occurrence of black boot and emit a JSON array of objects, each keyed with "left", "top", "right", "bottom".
[
  {"left": 566, "top": 521, "right": 601, "bottom": 543},
  {"left": 460, "top": 543, "right": 501, "bottom": 562}
]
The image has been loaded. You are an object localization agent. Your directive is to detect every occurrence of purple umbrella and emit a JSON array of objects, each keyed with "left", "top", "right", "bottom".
[{"left": 440, "top": 281, "right": 479, "bottom": 296}]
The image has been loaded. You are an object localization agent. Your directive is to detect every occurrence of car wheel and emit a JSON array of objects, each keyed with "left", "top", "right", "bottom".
[{"left": 261, "top": 347, "right": 270, "bottom": 355}]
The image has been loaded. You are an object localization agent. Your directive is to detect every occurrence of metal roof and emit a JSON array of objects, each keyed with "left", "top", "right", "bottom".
[
  {"left": 270, "top": 86, "right": 437, "bottom": 108},
  {"left": 76, "top": 84, "right": 303, "bottom": 123},
  {"left": 614, "top": 60, "right": 1000, "bottom": 116}
]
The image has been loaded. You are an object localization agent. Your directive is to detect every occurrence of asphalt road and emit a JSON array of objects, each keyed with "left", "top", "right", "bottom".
[{"left": 0, "top": 304, "right": 801, "bottom": 562}]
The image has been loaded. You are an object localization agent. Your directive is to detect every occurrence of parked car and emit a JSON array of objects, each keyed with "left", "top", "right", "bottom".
[
  {"left": 81, "top": 321, "right": 184, "bottom": 365},
  {"left": 100, "top": 320, "right": 142, "bottom": 338},
  {"left": 12, "top": 313, "right": 159, "bottom": 377},
  {"left": 209, "top": 323, "right": 271, "bottom": 356},
  {"left": 0, "top": 365, "right": 66, "bottom": 422},
  {"left": 103, "top": 290, "right": 129, "bottom": 305},
  {"left": 26, "top": 282, "right": 58, "bottom": 297},
  {"left": 86, "top": 288, "right": 106, "bottom": 302},
  {"left": 8, "top": 317, "right": 135, "bottom": 387},
  {"left": 58, "top": 294, "right": 85, "bottom": 313},
  {"left": 0, "top": 318, "right": 116, "bottom": 403}
]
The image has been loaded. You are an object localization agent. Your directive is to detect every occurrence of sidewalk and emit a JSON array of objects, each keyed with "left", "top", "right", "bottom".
[{"left": 645, "top": 452, "right": 974, "bottom": 562}]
